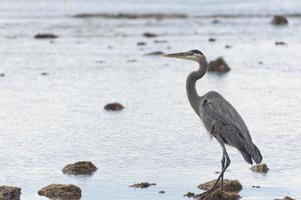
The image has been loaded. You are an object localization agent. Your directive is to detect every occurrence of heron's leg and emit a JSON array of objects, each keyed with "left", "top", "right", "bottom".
[
  {"left": 208, "top": 142, "right": 231, "bottom": 192},
  {"left": 220, "top": 150, "right": 226, "bottom": 190},
  {"left": 220, "top": 146, "right": 230, "bottom": 190}
]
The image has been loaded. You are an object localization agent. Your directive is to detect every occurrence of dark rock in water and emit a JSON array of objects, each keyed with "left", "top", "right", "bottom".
[
  {"left": 271, "top": 15, "right": 288, "bottom": 25},
  {"left": 34, "top": 33, "right": 58, "bottom": 39},
  {"left": 195, "top": 190, "right": 240, "bottom": 200},
  {"left": 143, "top": 32, "right": 158, "bottom": 38},
  {"left": 198, "top": 179, "right": 242, "bottom": 193},
  {"left": 104, "top": 103, "right": 124, "bottom": 111},
  {"left": 258, "top": 61, "right": 263, "bottom": 64},
  {"left": 252, "top": 185, "right": 261, "bottom": 188},
  {"left": 208, "top": 38, "right": 216, "bottom": 42},
  {"left": 208, "top": 57, "right": 230, "bottom": 73},
  {"left": 184, "top": 192, "right": 195, "bottom": 198},
  {"left": 62, "top": 161, "right": 97, "bottom": 175},
  {"left": 0, "top": 186, "right": 21, "bottom": 200},
  {"left": 275, "top": 41, "right": 287, "bottom": 45},
  {"left": 283, "top": 197, "right": 295, "bottom": 200},
  {"left": 129, "top": 182, "right": 156, "bottom": 189},
  {"left": 212, "top": 19, "right": 220, "bottom": 24},
  {"left": 250, "top": 163, "right": 269, "bottom": 173},
  {"left": 127, "top": 59, "right": 137, "bottom": 63},
  {"left": 225, "top": 45, "right": 232, "bottom": 49},
  {"left": 137, "top": 42, "right": 146, "bottom": 46},
  {"left": 154, "top": 40, "right": 167, "bottom": 43},
  {"left": 41, "top": 72, "right": 49, "bottom": 76},
  {"left": 274, "top": 197, "right": 295, "bottom": 200},
  {"left": 74, "top": 13, "right": 187, "bottom": 19},
  {"left": 0, "top": 73, "right": 5, "bottom": 77},
  {"left": 158, "top": 190, "right": 165, "bottom": 194},
  {"left": 38, "top": 184, "right": 81, "bottom": 200},
  {"left": 145, "top": 51, "right": 164, "bottom": 56}
]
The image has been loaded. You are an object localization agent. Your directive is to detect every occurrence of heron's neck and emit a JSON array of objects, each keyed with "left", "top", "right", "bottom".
[{"left": 186, "top": 59, "right": 207, "bottom": 113}]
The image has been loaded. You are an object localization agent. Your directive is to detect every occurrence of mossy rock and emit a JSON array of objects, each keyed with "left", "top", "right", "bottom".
[
  {"left": 104, "top": 103, "right": 124, "bottom": 111},
  {"left": 271, "top": 15, "right": 288, "bottom": 25},
  {"left": 0, "top": 186, "right": 21, "bottom": 200},
  {"left": 195, "top": 190, "right": 240, "bottom": 200},
  {"left": 183, "top": 192, "right": 195, "bottom": 198},
  {"left": 34, "top": 33, "right": 58, "bottom": 39},
  {"left": 198, "top": 179, "right": 242, "bottom": 193},
  {"left": 62, "top": 161, "right": 97, "bottom": 175},
  {"left": 274, "top": 196, "right": 295, "bottom": 200},
  {"left": 38, "top": 184, "right": 81, "bottom": 200},
  {"left": 143, "top": 32, "right": 158, "bottom": 38},
  {"left": 129, "top": 182, "right": 156, "bottom": 189},
  {"left": 250, "top": 163, "right": 269, "bottom": 173},
  {"left": 208, "top": 57, "right": 230, "bottom": 73}
]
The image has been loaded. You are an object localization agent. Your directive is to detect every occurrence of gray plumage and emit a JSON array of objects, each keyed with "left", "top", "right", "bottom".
[
  {"left": 164, "top": 50, "right": 262, "bottom": 191},
  {"left": 199, "top": 91, "right": 262, "bottom": 164}
]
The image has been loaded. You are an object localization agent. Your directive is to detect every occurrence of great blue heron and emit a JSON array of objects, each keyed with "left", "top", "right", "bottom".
[{"left": 163, "top": 50, "right": 262, "bottom": 192}]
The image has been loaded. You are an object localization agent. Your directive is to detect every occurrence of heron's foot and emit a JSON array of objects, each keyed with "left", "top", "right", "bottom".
[
  {"left": 195, "top": 184, "right": 218, "bottom": 197},
  {"left": 194, "top": 190, "right": 240, "bottom": 200},
  {"left": 220, "top": 180, "right": 224, "bottom": 191}
]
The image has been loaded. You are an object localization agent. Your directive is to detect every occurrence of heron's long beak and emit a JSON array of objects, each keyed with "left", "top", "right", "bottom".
[{"left": 163, "top": 52, "right": 192, "bottom": 59}]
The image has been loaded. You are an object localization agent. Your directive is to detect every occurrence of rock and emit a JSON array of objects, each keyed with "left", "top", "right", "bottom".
[
  {"left": 0, "top": 73, "right": 5, "bottom": 77},
  {"left": 275, "top": 41, "right": 287, "bottom": 45},
  {"left": 195, "top": 190, "right": 240, "bottom": 200},
  {"left": 127, "top": 59, "right": 137, "bottom": 63},
  {"left": 208, "top": 38, "right": 216, "bottom": 42},
  {"left": 212, "top": 19, "right": 220, "bottom": 24},
  {"left": 252, "top": 185, "right": 260, "bottom": 188},
  {"left": 0, "top": 186, "right": 21, "bottom": 200},
  {"left": 41, "top": 72, "right": 49, "bottom": 76},
  {"left": 283, "top": 197, "right": 295, "bottom": 200},
  {"left": 225, "top": 45, "right": 232, "bottom": 49},
  {"left": 144, "top": 51, "right": 164, "bottom": 56},
  {"left": 34, "top": 33, "right": 58, "bottom": 39},
  {"left": 137, "top": 42, "right": 146, "bottom": 46},
  {"left": 154, "top": 40, "right": 167, "bottom": 43},
  {"left": 104, "top": 103, "right": 124, "bottom": 111},
  {"left": 62, "top": 161, "right": 97, "bottom": 175},
  {"left": 183, "top": 192, "right": 195, "bottom": 198},
  {"left": 250, "top": 163, "right": 269, "bottom": 173},
  {"left": 38, "top": 184, "right": 81, "bottom": 200},
  {"left": 258, "top": 61, "right": 263, "bottom": 64},
  {"left": 158, "top": 190, "right": 165, "bottom": 194},
  {"left": 129, "top": 182, "right": 156, "bottom": 189},
  {"left": 274, "top": 197, "right": 295, "bottom": 200},
  {"left": 198, "top": 179, "right": 242, "bottom": 193},
  {"left": 271, "top": 15, "right": 288, "bottom": 25},
  {"left": 208, "top": 57, "right": 230, "bottom": 73},
  {"left": 74, "top": 13, "right": 187, "bottom": 19},
  {"left": 143, "top": 32, "right": 158, "bottom": 38}
]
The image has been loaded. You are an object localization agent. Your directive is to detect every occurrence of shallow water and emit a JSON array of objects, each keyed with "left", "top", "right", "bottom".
[{"left": 0, "top": 0, "right": 301, "bottom": 200}]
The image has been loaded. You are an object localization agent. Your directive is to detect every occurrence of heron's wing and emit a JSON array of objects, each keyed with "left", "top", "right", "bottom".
[
  {"left": 201, "top": 91, "right": 262, "bottom": 164},
  {"left": 201, "top": 91, "right": 252, "bottom": 142}
]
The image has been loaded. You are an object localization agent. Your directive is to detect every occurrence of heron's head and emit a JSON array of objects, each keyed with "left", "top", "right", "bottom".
[{"left": 163, "top": 50, "right": 206, "bottom": 63}]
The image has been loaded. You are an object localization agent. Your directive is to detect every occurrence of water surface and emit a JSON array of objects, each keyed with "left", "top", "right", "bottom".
[{"left": 0, "top": 0, "right": 300, "bottom": 199}]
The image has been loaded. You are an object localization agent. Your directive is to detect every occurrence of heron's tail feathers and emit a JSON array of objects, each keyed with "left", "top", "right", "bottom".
[
  {"left": 240, "top": 149, "right": 253, "bottom": 164},
  {"left": 244, "top": 143, "right": 262, "bottom": 164},
  {"left": 252, "top": 144, "right": 262, "bottom": 164}
]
